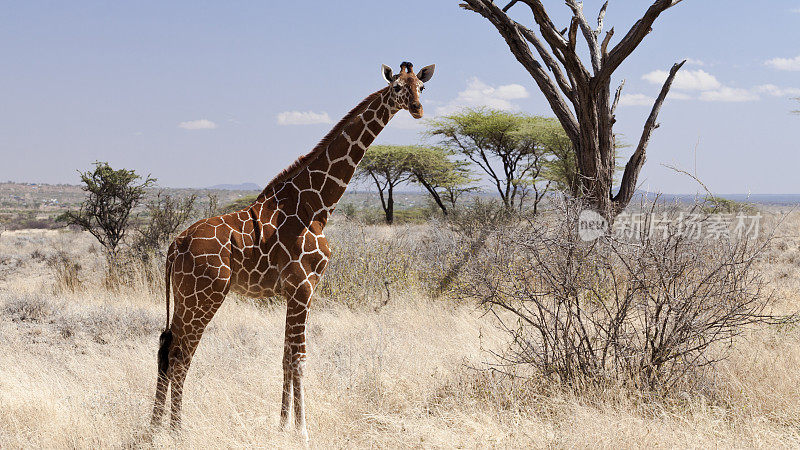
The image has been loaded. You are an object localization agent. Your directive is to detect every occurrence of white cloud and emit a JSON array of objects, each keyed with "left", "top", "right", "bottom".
[
  {"left": 791, "top": 7, "right": 800, "bottom": 13},
  {"left": 178, "top": 119, "right": 217, "bottom": 130},
  {"left": 765, "top": 55, "right": 800, "bottom": 71},
  {"left": 639, "top": 67, "right": 769, "bottom": 103},
  {"left": 756, "top": 84, "right": 800, "bottom": 97},
  {"left": 642, "top": 69, "right": 721, "bottom": 91},
  {"left": 618, "top": 93, "right": 655, "bottom": 107},
  {"left": 276, "top": 110, "right": 332, "bottom": 125},
  {"left": 699, "top": 87, "right": 759, "bottom": 102},
  {"left": 617, "top": 91, "right": 692, "bottom": 107},
  {"left": 685, "top": 58, "right": 706, "bottom": 66},
  {"left": 382, "top": 77, "right": 530, "bottom": 128},
  {"left": 435, "top": 77, "right": 529, "bottom": 115}
]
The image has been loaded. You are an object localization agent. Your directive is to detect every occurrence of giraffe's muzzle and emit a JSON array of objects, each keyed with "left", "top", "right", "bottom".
[{"left": 409, "top": 103, "right": 423, "bottom": 119}]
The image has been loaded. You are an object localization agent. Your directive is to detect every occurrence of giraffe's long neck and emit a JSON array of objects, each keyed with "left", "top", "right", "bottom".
[
  {"left": 327, "top": 88, "right": 397, "bottom": 192},
  {"left": 291, "top": 88, "right": 399, "bottom": 224}
]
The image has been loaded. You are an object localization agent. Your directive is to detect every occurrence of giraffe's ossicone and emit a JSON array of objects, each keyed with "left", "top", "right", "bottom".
[{"left": 148, "top": 62, "right": 435, "bottom": 441}]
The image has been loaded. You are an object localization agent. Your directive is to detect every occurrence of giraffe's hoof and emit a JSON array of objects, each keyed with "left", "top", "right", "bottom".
[{"left": 279, "top": 412, "right": 291, "bottom": 431}]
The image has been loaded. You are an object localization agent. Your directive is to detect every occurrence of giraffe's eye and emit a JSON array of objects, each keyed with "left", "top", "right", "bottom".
[
  {"left": 393, "top": 84, "right": 402, "bottom": 92},
  {"left": 420, "top": 85, "right": 425, "bottom": 92}
]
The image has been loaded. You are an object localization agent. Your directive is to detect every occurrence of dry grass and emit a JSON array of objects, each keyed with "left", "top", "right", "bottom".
[{"left": 1, "top": 213, "right": 800, "bottom": 448}]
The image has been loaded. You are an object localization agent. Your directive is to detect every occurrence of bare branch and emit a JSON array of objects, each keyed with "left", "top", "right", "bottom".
[
  {"left": 567, "top": 17, "right": 579, "bottom": 51},
  {"left": 611, "top": 79, "right": 625, "bottom": 116},
  {"left": 514, "top": 0, "right": 569, "bottom": 50},
  {"left": 565, "top": 0, "right": 601, "bottom": 72},
  {"left": 517, "top": 24, "right": 575, "bottom": 100},
  {"left": 596, "top": 1, "right": 609, "bottom": 36},
  {"left": 601, "top": 27, "right": 615, "bottom": 57},
  {"left": 515, "top": 0, "right": 590, "bottom": 82},
  {"left": 661, "top": 163, "right": 714, "bottom": 200},
  {"left": 502, "top": 0, "right": 519, "bottom": 13},
  {"left": 598, "top": 0, "right": 683, "bottom": 84},
  {"left": 613, "top": 60, "right": 685, "bottom": 210}
]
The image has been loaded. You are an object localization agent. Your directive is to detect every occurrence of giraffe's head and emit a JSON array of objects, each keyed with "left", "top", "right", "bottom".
[{"left": 381, "top": 61, "right": 435, "bottom": 119}]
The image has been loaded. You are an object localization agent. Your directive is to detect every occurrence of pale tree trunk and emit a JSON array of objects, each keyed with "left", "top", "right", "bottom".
[{"left": 461, "top": 0, "right": 686, "bottom": 220}]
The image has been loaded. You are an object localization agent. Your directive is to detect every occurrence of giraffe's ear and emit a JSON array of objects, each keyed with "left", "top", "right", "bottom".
[
  {"left": 381, "top": 64, "right": 394, "bottom": 84},
  {"left": 417, "top": 64, "right": 435, "bottom": 83}
]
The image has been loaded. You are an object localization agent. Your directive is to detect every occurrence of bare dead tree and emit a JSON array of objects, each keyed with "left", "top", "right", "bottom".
[{"left": 460, "top": 0, "right": 687, "bottom": 220}]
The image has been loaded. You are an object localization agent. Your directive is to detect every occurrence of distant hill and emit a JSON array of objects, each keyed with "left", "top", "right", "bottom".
[
  {"left": 206, "top": 182, "right": 261, "bottom": 191},
  {"left": 633, "top": 192, "right": 800, "bottom": 206}
]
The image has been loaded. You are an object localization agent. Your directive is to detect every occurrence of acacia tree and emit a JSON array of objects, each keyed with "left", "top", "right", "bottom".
[
  {"left": 440, "top": 164, "right": 480, "bottom": 211},
  {"left": 461, "top": 0, "right": 686, "bottom": 220},
  {"left": 427, "top": 108, "right": 559, "bottom": 212},
  {"left": 356, "top": 145, "right": 415, "bottom": 224},
  {"left": 59, "top": 161, "right": 155, "bottom": 257},
  {"left": 540, "top": 120, "right": 579, "bottom": 195},
  {"left": 407, "top": 146, "right": 476, "bottom": 215}
]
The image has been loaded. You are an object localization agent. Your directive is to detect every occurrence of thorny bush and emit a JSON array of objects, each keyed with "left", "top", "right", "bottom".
[{"left": 462, "top": 198, "right": 777, "bottom": 390}]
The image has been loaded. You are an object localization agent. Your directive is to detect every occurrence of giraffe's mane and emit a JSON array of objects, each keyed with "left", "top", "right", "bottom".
[{"left": 261, "top": 87, "right": 387, "bottom": 193}]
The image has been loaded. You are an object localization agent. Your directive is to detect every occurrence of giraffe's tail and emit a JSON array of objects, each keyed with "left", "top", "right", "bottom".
[{"left": 158, "top": 245, "right": 176, "bottom": 377}]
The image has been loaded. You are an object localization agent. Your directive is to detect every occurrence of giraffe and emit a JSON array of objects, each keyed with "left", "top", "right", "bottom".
[{"left": 148, "top": 61, "right": 435, "bottom": 440}]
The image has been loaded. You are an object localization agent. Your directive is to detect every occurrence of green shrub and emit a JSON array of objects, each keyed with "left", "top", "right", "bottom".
[{"left": 701, "top": 195, "right": 758, "bottom": 215}]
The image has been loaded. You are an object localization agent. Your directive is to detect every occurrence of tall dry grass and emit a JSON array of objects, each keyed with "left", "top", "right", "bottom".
[{"left": 0, "top": 212, "right": 799, "bottom": 448}]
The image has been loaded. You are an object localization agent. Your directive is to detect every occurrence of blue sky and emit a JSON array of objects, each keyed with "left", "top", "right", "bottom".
[{"left": 1, "top": 1, "right": 799, "bottom": 194}]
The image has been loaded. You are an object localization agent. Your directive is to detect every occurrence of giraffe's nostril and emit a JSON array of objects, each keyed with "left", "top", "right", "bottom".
[{"left": 410, "top": 102, "right": 421, "bottom": 111}]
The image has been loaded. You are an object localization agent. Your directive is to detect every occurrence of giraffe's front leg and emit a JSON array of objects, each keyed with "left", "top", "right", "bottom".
[
  {"left": 292, "top": 342, "right": 308, "bottom": 441},
  {"left": 281, "top": 280, "right": 313, "bottom": 442},
  {"left": 279, "top": 340, "right": 292, "bottom": 430}
]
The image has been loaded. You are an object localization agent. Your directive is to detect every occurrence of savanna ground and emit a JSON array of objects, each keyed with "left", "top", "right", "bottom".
[{"left": 2, "top": 209, "right": 800, "bottom": 448}]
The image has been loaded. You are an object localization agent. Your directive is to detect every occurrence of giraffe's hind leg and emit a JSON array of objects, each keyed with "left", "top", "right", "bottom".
[
  {"left": 149, "top": 330, "right": 173, "bottom": 428},
  {"left": 167, "top": 287, "right": 228, "bottom": 431}
]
